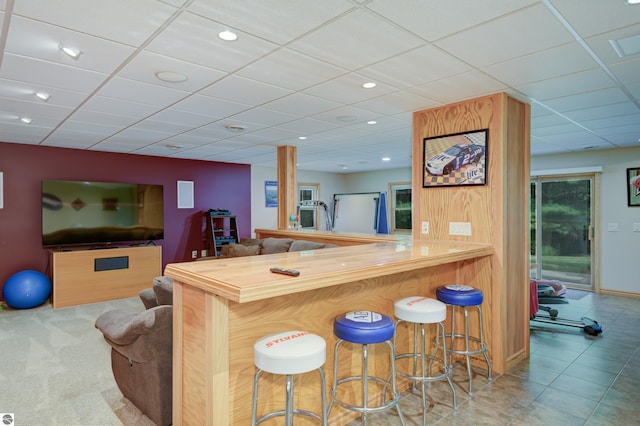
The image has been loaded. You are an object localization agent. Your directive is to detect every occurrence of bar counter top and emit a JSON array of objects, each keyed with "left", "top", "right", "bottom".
[{"left": 164, "top": 239, "right": 494, "bottom": 304}]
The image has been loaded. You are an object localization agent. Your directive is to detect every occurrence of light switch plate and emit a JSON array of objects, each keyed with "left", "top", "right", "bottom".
[
  {"left": 633, "top": 223, "right": 640, "bottom": 232},
  {"left": 607, "top": 223, "right": 619, "bottom": 232}
]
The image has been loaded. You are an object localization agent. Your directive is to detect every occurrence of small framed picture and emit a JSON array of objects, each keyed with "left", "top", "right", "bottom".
[
  {"left": 627, "top": 167, "right": 640, "bottom": 207},
  {"left": 265, "top": 180, "right": 278, "bottom": 207},
  {"left": 423, "top": 129, "right": 488, "bottom": 188}
]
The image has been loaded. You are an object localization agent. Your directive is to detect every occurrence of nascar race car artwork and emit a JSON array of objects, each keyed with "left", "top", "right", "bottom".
[
  {"left": 423, "top": 129, "right": 488, "bottom": 188},
  {"left": 425, "top": 143, "right": 485, "bottom": 176}
]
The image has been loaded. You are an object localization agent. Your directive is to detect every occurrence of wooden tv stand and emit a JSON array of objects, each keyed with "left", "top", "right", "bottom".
[{"left": 50, "top": 246, "right": 161, "bottom": 308}]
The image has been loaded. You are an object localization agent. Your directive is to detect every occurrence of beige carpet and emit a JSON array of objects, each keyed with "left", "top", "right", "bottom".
[{"left": 0, "top": 297, "right": 155, "bottom": 426}]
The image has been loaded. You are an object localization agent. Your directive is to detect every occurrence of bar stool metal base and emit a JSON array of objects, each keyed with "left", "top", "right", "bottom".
[{"left": 328, "top": 311, "right": 405, "bottom": 425}]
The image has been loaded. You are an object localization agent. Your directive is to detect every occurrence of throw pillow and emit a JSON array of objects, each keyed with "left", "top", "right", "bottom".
[
  {"left": 219, "top": 243, "right": 261, "bottom": 258},
  {"left": 261, "top": 238, "right": 294, "bottom": 254}
]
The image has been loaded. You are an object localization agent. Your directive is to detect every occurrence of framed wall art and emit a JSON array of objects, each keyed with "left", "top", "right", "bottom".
[
  {"left": 627, "top": 167, "right": 640, "bottom": 207},
  {"left": 423, "top": 129, "right": 488, "bottom": 188}
]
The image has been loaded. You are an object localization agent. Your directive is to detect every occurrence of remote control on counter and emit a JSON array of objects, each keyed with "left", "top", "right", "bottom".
[{"left": 270, "top": 267, "right": 300, "bottom": 277}]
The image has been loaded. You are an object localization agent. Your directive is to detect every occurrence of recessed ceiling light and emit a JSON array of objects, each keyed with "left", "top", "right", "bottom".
[
  {"left": 225, "top": 124, "right": 247, "bottom": 132},
  {"left": 20, "top": 116, "right": 32, "bottom": 124},
  {"left": 298, "top": 136, "right": 307, "bottom": 140},
  {"left": 609, "top": 33, "right": 640, "bottom": 57},
  {"left": 367, "top": 120, "right": 377, "bottom": 125},
  {"left": 155, "top": 71, "right": 188, "bottom": 83},
  {"left": 362, "top": 82, "right": 376, "bottom": 89},
  {"left": 35, "top": 91, "right": 50, "bottom": 101},
  {"left": 382, "top": 157, "right": 391, "bottom": 162},
  {"left": 626, "top": 0, "right": 640, "bottom": 4},
  {"left": 218, "top": 30, "right": 238, "bottom": 41},
  {"left": 337, "top": 115, "right": 357, "bottom": 123},
  {"left": 59, "top": 45, "right": 82, "bottom": 59}
]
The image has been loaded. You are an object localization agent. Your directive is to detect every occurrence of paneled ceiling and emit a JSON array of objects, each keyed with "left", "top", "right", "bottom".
[{"left": 1, "top": 0, "right": 639, "bottom": 173}]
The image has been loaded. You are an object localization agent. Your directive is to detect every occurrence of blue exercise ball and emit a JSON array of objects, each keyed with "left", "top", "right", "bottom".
[{"left": 2, "top": 270, "right": 51, "bottom": 309}]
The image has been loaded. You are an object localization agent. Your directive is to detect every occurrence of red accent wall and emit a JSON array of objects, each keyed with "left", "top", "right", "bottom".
[{"left": 0, "top": 142, "right": 251, "bottom": 297}]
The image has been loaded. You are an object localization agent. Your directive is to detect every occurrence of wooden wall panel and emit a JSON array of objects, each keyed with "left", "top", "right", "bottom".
[
  {"left": 411, "top": 93, "right": 530, "bottom": 373},
  {"left": 277, "top": 146, "right": 297, "bottom": 230}
]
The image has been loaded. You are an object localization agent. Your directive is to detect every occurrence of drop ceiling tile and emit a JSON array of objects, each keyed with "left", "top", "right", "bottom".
[
  {"left": 187, "top": 0, "right": 353, "bottom": 45},
  {"left": 582, "top": 113, "right": 640, "bottom": 130},
  {"left": 544, "top": 87, "right": 630, "bottom": 113},
  {"left": 366, "top": 0, "right": 536, "bottom": 41},
  {"left": 81, "top": 96, "right": 160, "bottom": 118},
  {"left": 42, "top": 133, "right": 107, "bottom": 148},
  {"left": 97, "top": 77, "right": 188, "bottom": 108},
  {"left": 409, "top": 70, "right": 506, "bottom": 104},
  {"left": 70, "top": 109, "right": 141, "bottom": 128},
  {"left": 288, "top": 9, "right": 424, "bottom": 70},
  {"left": 0, "top": 79, "right": 89, "bottom": 108},
  {"left": 54, "top": 120, "right": 121, "bottom": 136},
  {"left": 162, "top": 134, "right": 215, "bottom": 147},
  {"left": 148, "top": 108, "right": 214, "bottom": 127},
  {"left": 199, "top": 75, "right": 292, "bottom": 106},
  {"left": 0, "top": 54, "right": 107, "bottom": 93},
  {"left": 360, "top": 45, "right": 472, "bottom": 89},
  {"left": 610, "top": 58, "right": 640, "bottom": 85},
  {"left": 483, "top": 43, "right": 598, "bottom": 87},
  {"left": 354, "top": 90, "right": 439, "bottom": 116},
  {"left": 104, "top": 127, "right": 174, "bottom": 144},
  {"left": 262, "top": 92, "right": 341, "bottom": 117},
  {"left": 603, "top": 132, "right": 640, "bottom": 146},
  {"left": 0, "top": 97, "right": 72, "bottom": 121},
  {"left": 278, "top": 118, "right": 340, "bottom": 135},
  {"left": 563, "top": 102, "right": 640, "bottom": 123},
  {"left": 516, "top": 68, "right": 615, "bottom": 101},
  {"left": 5, "top": 16, "right": 136, "bottom": 74},
  {"left": 12, "top": 0, "right": 178, "bottom": 46},
  {"left": 312, "top": 105, "right": 380, "bottom": 127},
  {"left": 229, "top": 107, "right": 298, "bottom": 127},
  {"left": 548, "top": 0, "right": 640, "bottom": 38},
  {"left": 0, "top": 123, "right": 51, "bottom": 143},
  {"left": 118, "top": 50, "right": 227, "bottom": 92},
  {"left": 592, "top": 122, "right": 640, "bottom": 137},
  {"left": 130, "top": 119, "right": 195, "bottom": 134},
  {"left": 531, "top": 122, "right": 585, "bottom": 137},
  {"left": 172, "top": 94, "right": 249, "bottom": 117},
  {"left": 146, "top": 11, "right": 278, "bottom": 72},
  {"left": 584, "top": 24, "right": 640, "bottom": 66},
  {"left": 304, "top": 73, "right": 397, "bottom": 105},
  {"left": 435, "top": 3, "right": 573, "bottom": 68},
  {"left": 237, "top": 48, "right": 347, "bottom": 91}
]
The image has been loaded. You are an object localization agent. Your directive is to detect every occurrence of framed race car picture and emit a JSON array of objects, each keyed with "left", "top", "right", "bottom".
[{"left": 423, "top": 129, "right": 488, "bottom": 188}]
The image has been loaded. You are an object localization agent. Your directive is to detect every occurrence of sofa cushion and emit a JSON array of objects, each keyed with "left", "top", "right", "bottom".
[
  {"left": 219, "top": 243, "right": 261, "bottom": 258},
  {"left": 261, "top": 237, "right": 294, "bottom": 254},
  {"left": 289, "top": 240, "right": 333, "bottom": 252},
  {"left": 239, "top": 237, "right": 263, "bottom": 248}
]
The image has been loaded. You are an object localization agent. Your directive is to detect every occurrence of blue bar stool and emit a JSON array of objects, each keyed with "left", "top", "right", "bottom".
[
  {"left": 435, "top": 285, "right": 492, "bottom": 395},
  {"left": 394, "top": 296, "right": 457, "bottom": 425},
  {"left": 328, "top": 311, "right": 405, "bottom": 425},
  {"left": 251, "top": 330, "right": 327, "bottom": 425}
]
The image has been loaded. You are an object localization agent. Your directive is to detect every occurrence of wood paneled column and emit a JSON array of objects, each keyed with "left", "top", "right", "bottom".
[
  {"left": 277, "top": 145, "right": 297, "bottom": 230},
  {"left": 411, "top": 93, "right": 531, "bottom": 374}
]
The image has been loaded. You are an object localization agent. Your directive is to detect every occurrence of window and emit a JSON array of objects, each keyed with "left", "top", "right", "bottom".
[
  {"left": 390, "top": 183, "right": 411, "bottom": 232},
  {"left": 298, "top": 184, "right": 319, "bottom": 229}
]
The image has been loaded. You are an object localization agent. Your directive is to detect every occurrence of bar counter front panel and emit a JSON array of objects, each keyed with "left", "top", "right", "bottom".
[{"left": 165, "top": 239, "right": 494, "bottom": 425}]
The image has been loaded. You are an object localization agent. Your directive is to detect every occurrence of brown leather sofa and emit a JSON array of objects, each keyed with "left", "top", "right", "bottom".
[{"left": 95, "top": 276, "right": 173, "bottom": 425}]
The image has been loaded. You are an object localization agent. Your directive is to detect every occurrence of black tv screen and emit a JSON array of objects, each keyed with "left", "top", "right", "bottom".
[{"left": 42, "top": 180, "right": 164, "bottom": 247}]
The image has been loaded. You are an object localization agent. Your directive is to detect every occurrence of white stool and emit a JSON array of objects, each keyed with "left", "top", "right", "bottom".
[
  {"left": 251, "top": 330, "right": 327, "bottom": 425},
  {"left": 394, "top": 297, "right": 457, "bottom": 425}
]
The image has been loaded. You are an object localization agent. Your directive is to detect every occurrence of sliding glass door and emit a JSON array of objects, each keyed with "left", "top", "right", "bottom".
[{"left": 530, "top": 176, "right": 594, "bottom": 289}]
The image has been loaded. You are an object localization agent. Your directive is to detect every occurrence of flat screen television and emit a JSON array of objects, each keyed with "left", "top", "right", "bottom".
[{"left": 42, "top": 180, "right": 164, "bottom": 247}]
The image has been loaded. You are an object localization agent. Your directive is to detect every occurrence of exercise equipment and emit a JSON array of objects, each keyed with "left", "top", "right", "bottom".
[
  {"left": 2, "top": 270, "right": 51, "bottom": 309},
  {"left": 529, "top": 279, "right": 602, "bottom": 336}
]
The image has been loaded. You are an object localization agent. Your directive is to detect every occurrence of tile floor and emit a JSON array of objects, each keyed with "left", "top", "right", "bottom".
[
  {"left": 1, "top": 288, "right": 638, "bottom": 425},
  {"left": 343, "top": 289, "right": 640, "bottom": 425}
]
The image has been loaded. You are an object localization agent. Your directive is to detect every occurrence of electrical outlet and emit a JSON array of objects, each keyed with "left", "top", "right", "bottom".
[
  {"left": 633, "top": 223, "right": 640, "bottom": 232},
  {"left": 201, "top": 249, "right": 208, "bottom": 257},
  {"left": 191, "top": 250, "right": 198, "bottom": 259},
  {"left": 449, "top": 222, "right": 472, "bottom": 236},
  {"left": 421, "top": 221, "right": 429, "bottom": 234}
]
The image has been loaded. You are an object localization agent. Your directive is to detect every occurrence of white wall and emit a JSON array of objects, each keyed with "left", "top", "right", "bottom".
[
  {"left": 250, "top": 166, "right": 411, "bottom": 236},
  {"left": 531, "top": 146, "right": 640, "bottom": 294},
  {"left": 250, "top": 166, "right": 347, "bottom": 236}
]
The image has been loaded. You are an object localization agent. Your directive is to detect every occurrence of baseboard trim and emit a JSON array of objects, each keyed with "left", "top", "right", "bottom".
[{"left": 599, "top": 288, "right": 640, "bottom": 298}]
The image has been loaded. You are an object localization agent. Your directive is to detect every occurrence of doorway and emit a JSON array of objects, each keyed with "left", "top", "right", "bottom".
[{"left": 530, "top": 175, "right": 597, "bottom": 290}]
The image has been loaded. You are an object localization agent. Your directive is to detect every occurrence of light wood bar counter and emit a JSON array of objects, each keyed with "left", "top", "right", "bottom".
[{"left": 166, "top": 238, "right": 493, "bottom": 425}]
